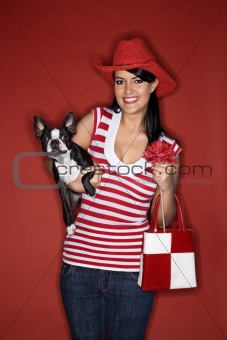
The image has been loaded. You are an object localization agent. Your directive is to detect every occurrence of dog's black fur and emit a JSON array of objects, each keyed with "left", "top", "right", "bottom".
[{"left": 34, "top": 112, "right": 95, "bottom": 234}]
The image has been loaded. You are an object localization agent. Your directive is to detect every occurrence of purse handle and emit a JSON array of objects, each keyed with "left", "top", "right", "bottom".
[{"left": 151, "top": 193, "right": 186, "bottom": 233}]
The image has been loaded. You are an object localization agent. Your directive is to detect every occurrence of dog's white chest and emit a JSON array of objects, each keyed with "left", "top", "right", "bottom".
[{"left": 55, "top": 158, "right": 81, "bottom": 184}]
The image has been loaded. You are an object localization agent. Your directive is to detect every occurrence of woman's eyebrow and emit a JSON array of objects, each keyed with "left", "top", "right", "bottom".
[{"left": 115, "top": 76, "right": 138, "bottom": 80}]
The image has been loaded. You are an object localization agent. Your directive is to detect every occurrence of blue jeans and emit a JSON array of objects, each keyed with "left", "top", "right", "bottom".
[{"left": 60, "top": 263, "right": 154, "bottom": 340}]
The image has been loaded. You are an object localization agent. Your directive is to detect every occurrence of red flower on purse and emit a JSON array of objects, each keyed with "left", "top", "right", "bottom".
[{"left": 143, "top": 140, "right": 178, "bottom": 165}]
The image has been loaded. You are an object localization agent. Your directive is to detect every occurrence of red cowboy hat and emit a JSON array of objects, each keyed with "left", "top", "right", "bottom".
[{"left": 96, "top": 38, "right": 176, "bottom": 97}]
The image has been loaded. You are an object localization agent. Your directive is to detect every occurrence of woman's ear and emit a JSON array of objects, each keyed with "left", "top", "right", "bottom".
[{"left": 150, "top": 78, "right": 159, "bottom": 93}]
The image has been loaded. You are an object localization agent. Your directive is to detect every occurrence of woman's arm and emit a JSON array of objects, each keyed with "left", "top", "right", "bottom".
[
  {"left": 68, "top": 110, "right": 103, "bottom": 191},
  {"left": 45, "top": 158, "right": 54, "bottom": 175},
  {"left": 71, "top": 111, "right": 94, "bottom": 148},
  {"left": 150, "top": 155, "right": 180, "bottom": 227}
]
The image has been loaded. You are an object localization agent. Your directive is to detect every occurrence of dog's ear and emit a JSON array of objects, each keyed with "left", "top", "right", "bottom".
[
  {"left": 62, "top": 112, "right": 76, "bottom": 135},
  {"left": 34, "top": 116, "right": 48, "bottom": 139}
]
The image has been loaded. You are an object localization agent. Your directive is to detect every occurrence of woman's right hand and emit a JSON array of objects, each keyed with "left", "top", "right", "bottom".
[
  {"left": 90, "top": 163, "right": 103, "bottom": 188},
  {"left": 81, "top": 163, "right": 103, "bottom": 189},
  {"left": 68, "top": 163, "right": 103, "bottom": 193}
]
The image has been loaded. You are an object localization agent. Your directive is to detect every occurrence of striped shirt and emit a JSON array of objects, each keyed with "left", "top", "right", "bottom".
[{"left": 63, "top": 107, "right": 181, "bottom": 271}]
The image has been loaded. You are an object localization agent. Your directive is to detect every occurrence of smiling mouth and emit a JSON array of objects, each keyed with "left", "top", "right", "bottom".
[{"left": 124, "top": 97, "right": 139, "bottom": 104}]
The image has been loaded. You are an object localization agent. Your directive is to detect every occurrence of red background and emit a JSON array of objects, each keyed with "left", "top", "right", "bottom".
[{"left": 1, "top": 0, "right": 226, "bottom": 339}]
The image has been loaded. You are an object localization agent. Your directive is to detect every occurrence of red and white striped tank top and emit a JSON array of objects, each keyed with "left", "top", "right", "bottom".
[{"left": 63, "top": 107, "right": 181, "bottom": 271}]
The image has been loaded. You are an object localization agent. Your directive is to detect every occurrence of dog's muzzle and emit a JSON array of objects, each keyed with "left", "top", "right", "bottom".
[{"left": 50, "top": 139, "right": 60, "bottom": 151}]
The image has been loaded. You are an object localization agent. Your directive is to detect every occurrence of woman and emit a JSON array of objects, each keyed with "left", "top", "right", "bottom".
[{"left": 59, "top": 38, "right": 181, "bottom": 340}]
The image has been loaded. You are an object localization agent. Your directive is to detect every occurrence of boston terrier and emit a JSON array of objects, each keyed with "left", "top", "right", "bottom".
[{"left": 34, "top": 112, "right": 95, "bottom": 235}]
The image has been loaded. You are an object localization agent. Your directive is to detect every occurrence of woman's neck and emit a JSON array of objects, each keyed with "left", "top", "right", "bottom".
[{"left": 120, "top": 112, "right": 145, "bottom": 134}]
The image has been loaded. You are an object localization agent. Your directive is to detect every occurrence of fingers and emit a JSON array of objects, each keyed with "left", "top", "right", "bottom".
[
  {"left": 83, "top": 163, "right": 103, "bottom": 189},
  {"left": 152, "top": 163, "right": 178, "bottom": 191},
  {"left": 152, "top": 165, "right": 166, "bottom": 185},
  {"left": 152, "top": 163, "right": 166, "bottom": 179},
  {"left": 153, "top": 163, "right": 177, "bottom": 176},
  {"left": 81, "top": 163, "right": 103, "bottom": 175},
  {"left": 93, "top": 163, "right": 104, "bottom": 176}
]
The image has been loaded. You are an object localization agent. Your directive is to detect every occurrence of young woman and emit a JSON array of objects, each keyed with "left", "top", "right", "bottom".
[{"left": 59, "top": 38, "right": 181, "bottom": 340}]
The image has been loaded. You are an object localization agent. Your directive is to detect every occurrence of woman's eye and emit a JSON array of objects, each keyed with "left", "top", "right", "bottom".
[
  {"left": 115, "top": 79, "right": 124, "bottom": 85},
  {"left": 134, "top": 79, "right": 143, "bottom": 84},
  {"left": 115, "top": 78, "right": 143, "bottom": 85}
]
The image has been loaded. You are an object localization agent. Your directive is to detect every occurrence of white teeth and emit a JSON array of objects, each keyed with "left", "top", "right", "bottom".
[{"left": 124, "top": 97, "right": 138, "bottom": 102}]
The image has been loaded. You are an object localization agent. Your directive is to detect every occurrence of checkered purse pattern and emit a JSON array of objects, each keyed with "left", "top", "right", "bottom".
[{"left": 138, "top": 194, "right": 197, "bottom": 290}]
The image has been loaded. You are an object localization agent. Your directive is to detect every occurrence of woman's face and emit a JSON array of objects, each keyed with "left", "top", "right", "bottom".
[{"left": 114, "top": 70, "right": 158, "bottom": 116}]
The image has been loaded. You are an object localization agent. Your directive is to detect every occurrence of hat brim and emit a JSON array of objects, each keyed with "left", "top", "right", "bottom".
[{"left": 96, "top": 60, "right": 176, "bottom": 97}]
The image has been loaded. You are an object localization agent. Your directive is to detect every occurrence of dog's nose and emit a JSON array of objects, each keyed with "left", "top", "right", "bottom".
[{"left": 50, "top": 139, "right": 60, "bottom": 149}]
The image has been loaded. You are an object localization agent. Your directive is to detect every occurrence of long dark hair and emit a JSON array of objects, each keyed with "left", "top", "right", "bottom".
[{"left": 111, "top": 68, "right": 164, "bottom": 144}]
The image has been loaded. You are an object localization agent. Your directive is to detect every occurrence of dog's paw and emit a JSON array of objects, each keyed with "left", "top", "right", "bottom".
[
  {"left": 88, "top": 186, "right": 96, "bottom": 197},
  {"left": 67, "top": 224, "right": 76, "bottom": 236}
]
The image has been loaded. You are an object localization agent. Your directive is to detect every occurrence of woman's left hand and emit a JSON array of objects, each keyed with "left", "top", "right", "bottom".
[{"left": 152, "top": 162, "right": 178, "bottom": 194}]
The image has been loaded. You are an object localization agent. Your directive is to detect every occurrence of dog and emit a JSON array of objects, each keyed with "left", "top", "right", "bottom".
[{"left": 34, "top": 112, "right": 95, "bottom": 235}]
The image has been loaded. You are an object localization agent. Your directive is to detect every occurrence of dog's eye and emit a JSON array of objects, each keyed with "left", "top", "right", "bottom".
[{"left": 61, "top": 135, "right": 68, "bottom": 141}]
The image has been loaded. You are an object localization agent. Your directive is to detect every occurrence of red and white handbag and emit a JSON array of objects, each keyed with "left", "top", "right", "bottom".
[{"left": 138, "top": 194, "right": 197, "bottom": 290}]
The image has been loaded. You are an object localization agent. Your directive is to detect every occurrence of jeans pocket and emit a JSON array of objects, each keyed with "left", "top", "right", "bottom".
[
  {"left": 61, "top": 262, "right": 75, "bottom": 276},
  {"left": 125, "top": 272, "right": 139, "bottom": 281}
]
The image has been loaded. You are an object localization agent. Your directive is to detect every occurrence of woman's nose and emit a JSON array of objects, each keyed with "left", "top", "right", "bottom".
[{"left": 125, "top": 81, "right": 133, "bottom": 94}]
